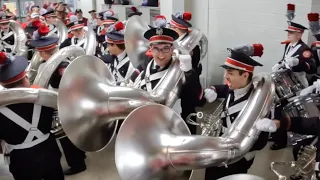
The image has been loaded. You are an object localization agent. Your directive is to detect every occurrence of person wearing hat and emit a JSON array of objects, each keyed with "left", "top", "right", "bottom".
[
  {"left": 96, "top": 10, "right": 119, "bottom": 57},
  {"left": 30, "top": 23, "right": 87, "bottom": 176},
  {"left": 101, "top": 21, "right": 137, "bottom": 84},
  {"left": 75, "top": 9, "right": 88, "bottom": 26},
  {"left": 203, "top": 44, "right": 268, "bottom": 179},
  {"left": 60, "top": 15, "right": 87, "bottom": 49},
  {"left": 40, "top": 8, "right": 58, "bottom": 37},
  {"left": 128, "top": 6, "right": 142, "bottom": 18},
  {"left": 88, "top": 10, "right": 97, "bottom": 29},
  {"left": 270, "top": 4, "right": 317, "bottom": 151},
  {"left": 308, "top": 13, "right": 320, "bottom": 71},
  {"left": 0, "top": 52, "right": 64, "bottom": 180},
  {"left": 135, "top": 26, "right": 203, "bottom": 132},
  {"left": 0, "top": 12, "right": 14, "bottom": 54}
]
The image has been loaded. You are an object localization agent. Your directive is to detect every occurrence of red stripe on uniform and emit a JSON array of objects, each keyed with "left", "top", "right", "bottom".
[
  {"left": 36, "top": 43, "right": 57, "bottom": 51},
  {"left": 170, "top": 20, "right": 188, "bottom": 29},
  {"left": 225, "top": 57, "right": 254, "bottom": 72},
  {"left": 288, "top": 26, "right": 304, "bottom": 33},
  {"left": 1, "top": 71, "right": 27, "bottom": 85},
  {"left": 70, "top": 24, "right": 84, "bottom": 31},
  {"left": 149, "top": 35, "right": 174, "bottom": 43}
]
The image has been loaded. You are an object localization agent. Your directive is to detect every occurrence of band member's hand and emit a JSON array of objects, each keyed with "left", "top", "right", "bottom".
[
  {"left": 255, "top": 118, "right": 277, "bottom": 132},
  {"left": 272, "top": 63, "right": 282, "bottom": 72},
  {"left": 204, "top": 88, "right": 217, "bottom": 103},
  {"left": 285, "top": 57, "right": 299, "bottom": 67},
  {"left": 300, "top": 84, "right": 316, "bottom": 96},
  {"left": 314, "top": 79, "right": 320, "bottom": 93},
  {"left": 178, "top": 54, "right": 192, "bottom": 72}
]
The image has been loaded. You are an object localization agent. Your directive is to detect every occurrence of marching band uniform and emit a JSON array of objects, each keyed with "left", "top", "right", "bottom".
[
  {"left": 60, "top": 15, "right": 87, "bottom": 49},
  {"left": 88, "top": 10, "right": 98, "bottom": 29},
  {"left": 0, "top": 53, "right": 64, "bottom": 180},
  {"left": 135, "top": 27, "right": 203, "bottom": 134},
  {"left": 100, "top": 22, "right": 137, "bottom": 85},
  {"left": 270, "top": 21, "right": 317, "bottom": 151},
  {"left": 41, "top": 9, "right": 58, "bottom": 37},
  {"left": 308, "top": 13, "right": 320, "bottom": 81},
  {"left": 75, "top": 9, "right": 88, "bottom": 26},
  {"left": 0, "top": 13, "right": 14, "bottom": 53},
  {"left": 169, "top": 12, "right": 202, "bottom": 134},
  {"left": 203, "top": 45, "right": 268, "bottom": 179}
]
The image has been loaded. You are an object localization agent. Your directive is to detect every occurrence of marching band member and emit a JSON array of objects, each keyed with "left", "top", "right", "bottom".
[
  {"left": 203, "top": 44, "right": 268, "bottom": 179},
  {"left": 308, "top": 13, "right": 320, "bottom": 69},
  {"left": 25, "top": 12, "right": 42, "bottom": 39},
  {"left": 134, "top": 26, "right": 203, "bottom": 133},
  {"left": 40, "top": 8, "right": 58, "bottom": 37},
  {"left": 169, "top": 12, "right": 202, "bottom": 133},
  {"left": 60, "top": 15, "right": 87, "bottom": 49},
  {"left": 0, "top": 12, "right": 14, "bottom": 53},
  {"left": 75, "top": 9, "right": 88, "bottom": 26},
  {"left": 88, "top": 10, "right": 98, "bottom": 29},
  {"left": 30, "top": 24, "right": 87, "bottom": 175},
  {"left": 0, "top": 52, "right": 64, "bottom": 180},
  {"left": 101, "top": 22, "right": 137, "bottom": 85}
]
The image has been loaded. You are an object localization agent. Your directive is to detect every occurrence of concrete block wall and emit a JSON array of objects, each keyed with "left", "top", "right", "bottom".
[{"left": 186, "top": 0, "right": 315, "bottom": 87}]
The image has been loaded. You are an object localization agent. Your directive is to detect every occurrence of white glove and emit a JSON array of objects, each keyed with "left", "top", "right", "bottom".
[
  {"left": 285, "top": 57, "right": 299, "bottom": 67},
  {"left": 314, "top": 79, "right": 320, "bottom": 93},
  {"left": 255, "top": 118, "right": 277, "bottom": 133},
  {"left": 178, "top": 54, "right": 192, "bottom": 72},
  {"left": 300, "top": 84, "right": 315, "bottom": 96},
  {"left": 272, "top": 63, "right": 282, "bottom": 72},
  {"left": 204, "top": 88, "right": 217, "bottom": 103}
]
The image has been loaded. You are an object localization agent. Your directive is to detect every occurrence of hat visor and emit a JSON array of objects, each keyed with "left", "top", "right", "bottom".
[
  {"left": 220, "top": 64, "right": 246, "bottom": 71},
  {"left": 285, "top": 29, "right": 301, "bottom": 33}
]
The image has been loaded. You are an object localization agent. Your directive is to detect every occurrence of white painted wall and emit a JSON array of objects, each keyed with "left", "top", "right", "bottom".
[
  {"left": 76, "top": 0, "right": 95, "bottom": 18},
  {"left": 185, "top": 0, "right": 314, "bottom": 86}
]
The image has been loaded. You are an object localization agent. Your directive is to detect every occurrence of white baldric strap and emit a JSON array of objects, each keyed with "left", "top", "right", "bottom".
[
  {"left": 285, "top": 44, "right": 302, "bottom": 58},
  {"left": 0, "top": 105, "right": 49, "bottom": 152},
  {"left": 1, "top": 41, "right": 13, "bottom": 49},
  {"left": 113, "top": 56, "right": 131, "bottom": 82},
  {"left": 46, "top": 27, "right": 58, "bottom": 37},
  {"left": 221, "top": 95, "right": 248, "bottom": 128},
  {"left": 317, "top": 49, "right": 320, "bottom": 61},
  {"left": 125, "top": 63, "right": 135, "bottom": 80},
  {"left": 1, "top": 31, "right": 13, "bottom": 41},
  {"left": 139, "top": 61, "right": 167, "bottom": 92},
  {"left": 71, "top": 37, "right": 87, "bottom": 48}
]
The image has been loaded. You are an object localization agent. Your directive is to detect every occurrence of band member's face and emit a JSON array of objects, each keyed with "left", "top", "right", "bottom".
[
  {"left": 224, "top": 69, "right": 249, "bottom": 90},
  {"left": 107, "top": 43, "right": 117, "bottom": 55},
  {"left": 39, "top": 50, "right": 52, "bottom": 60},
  {"left": 76, "top": 12, "right": 83, "bottom": 19},
  {"left": 32, "top": 7, "right": 39, "bottom": 13},
  {"left": 90, "top": 12, "right": 96, "bottom": 18},
  {"left": 103, "top": 24, "right": 112, "bottom": 29},
  {"left": 72, "top": 28, "right": 84, "bottom": 38},
  {"left": 151, "top": 43, "right": 173, "bottom": 67},
  {"left": 0, "top": 23, "right": 10, "bottom": 30},
  {"left": 287, "top": 31, "right": 302, "bottom": 43}
]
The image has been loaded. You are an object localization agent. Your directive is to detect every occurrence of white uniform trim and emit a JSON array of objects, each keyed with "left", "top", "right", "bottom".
[{"left": 139, "top": 60, "right": 167, "bottom": 92}]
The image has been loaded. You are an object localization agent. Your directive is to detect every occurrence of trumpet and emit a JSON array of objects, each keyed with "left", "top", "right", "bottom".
[
  {"left": 271, "top": 139, "right": 318, "bottom": 180},
  {"left": 186, "top": 100, "right": 224, "bottom": 136}
]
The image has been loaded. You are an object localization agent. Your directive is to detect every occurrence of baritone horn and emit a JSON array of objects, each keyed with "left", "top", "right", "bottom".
[
  {"left": 115, "top": 73, "right": 275, "bottom": 180},
  {"left": 58, "top": 55, "right": 155, "bottom": 152},
  {"left": 10, "top": 20, "right": 28, "bottom": 58}
]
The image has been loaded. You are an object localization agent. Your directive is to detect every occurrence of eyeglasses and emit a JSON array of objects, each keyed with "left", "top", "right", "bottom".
[{"left": 151, "top": 46, "right": 172, "bottom": 54}]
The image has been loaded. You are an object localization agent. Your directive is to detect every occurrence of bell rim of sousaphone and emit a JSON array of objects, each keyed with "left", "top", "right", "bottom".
[
  {"left": 217, "top": 174, "right": 265, "bottom": 180},
  {"left": 115, "top": 104, "right": 192, "bottom": 180},
  {"left": 124, "top": 15, "right": 150, "bottom": 68},
  {"left": 58, "top": 55, "right": 118, "bottom": 152}
]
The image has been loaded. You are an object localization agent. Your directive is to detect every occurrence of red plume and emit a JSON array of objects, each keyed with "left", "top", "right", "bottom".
[
  {"left": 0, "top": 52, "right": 7, "bottom": 64},
  {"left": 252, "top": 43, "right": 264, "bottom": 57},
  {"left": 43, "top": 4, "right": 48, "bottom": 9},
  {"left": 68, "top": 33, "right": 73, "bottom": 38},
  {"left": 308, "top": 13, "right": 319, "bottom": 22},
  {"left": 183, "top": 12, "right": 192, "bottom": 21},
  {"left": 131, "top": 6, "right": 137, "bottom": 12},
  {"left": 287, "top": 4, "right": 295, "bottom": 11},
  {"left": 32, "top": 19, "right": 42, "bottom": 28},
  {"left": 38, "top": 24, "right": 50, "bottom": 36},
  {"left": 100, "top": 29, "right": 106, "bottom": 36},
  {"left": 114, "top": 22, "right": 124, "bottom": 31}
]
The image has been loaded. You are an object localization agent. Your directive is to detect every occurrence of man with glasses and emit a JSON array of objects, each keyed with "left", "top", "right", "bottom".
[
  {"left": 40, "top": 8, "right": 58, "bottom": 37},
  {"left": 0, "top": 12, "right": 14, "bottom": 54},
  {"left": 134, "top": 27, "right": 203, "bottom": 133}
]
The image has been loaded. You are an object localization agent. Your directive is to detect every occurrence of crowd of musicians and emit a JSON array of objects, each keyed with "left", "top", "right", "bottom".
[{"left": 0, "top": 2, "right": 319, "bottom": 180}]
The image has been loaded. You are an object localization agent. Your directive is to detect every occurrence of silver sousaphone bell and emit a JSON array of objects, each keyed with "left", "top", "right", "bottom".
[{"left": 58, "top": 55, "right": 155, "bottom": 152}]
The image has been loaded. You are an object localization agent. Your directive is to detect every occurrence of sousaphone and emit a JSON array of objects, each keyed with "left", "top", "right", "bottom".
[
  {"left": 115, "top": 74, "right": 275, "bottom": 180},
  {"left": 58, "top": 55, "right": 155, "bottom": 152},
  {"left": 9, "top": 20, "right": 28, "bottom": 58}
]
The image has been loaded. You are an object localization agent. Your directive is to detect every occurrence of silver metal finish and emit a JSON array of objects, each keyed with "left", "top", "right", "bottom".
[
  {"left": 199, "top": 33, "right": 208, "bottom": 61},
  {"left": 0, "top": 88, "right": 57, "bottom": 109},
  {"left": 271, "top": 69, "right": 303, "bottom": 102},
  {"left": 124, "top": 15, "right": 150, "bottom": 68},
  {"left": 58, "top": 55, "right": 155, "bottom": 152},
  {"left": 271, "top": 145, "right": 317, "bottom": 180},
  {"left": 33, "top": 46, "right": 85, "bottom": 88},
  {"left": 55, "top": 19, "right": 68, "bottom": 45},
  {"left": 84, "top": 26, "right": 97, "bottom": 55},
  {"left": 10, "top": 20, "right": 28, "bottom": 58},
  {"left": 175, "top": 28, "right": 203, "bottom": 54},
  {"left": 217, "top": 174, "right": 265, "bottom": 180},
  {"left": 27, "top": 52, "right": 43, "bottom": 84},
  {"left": 115, "top": 73, "right": 275, "bottom": 180},
  {"left": 283, "top": 94, "right": 320, "bottom": 118},
  {"left": 186, "top": 100, "right": 224, "bottom": 136}
]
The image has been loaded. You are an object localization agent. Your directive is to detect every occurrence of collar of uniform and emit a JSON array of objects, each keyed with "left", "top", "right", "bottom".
[
  {"left": 73, "top": 35, "right": 85, "bottom": 41},
  {"left": 152, "top": 58, "right": 173, "bottom": 71},
  {"left": 2, "top": 29, "right": 9, "bottom": 33},
  {"left": 233, "top": 82, "right": 252, "bottom": 100},
  {"left": 117, "top": 51, "right": 127, "bottom": 61},
  {"left": 177, "top": 33, "right": 187, "bottom": 42}
]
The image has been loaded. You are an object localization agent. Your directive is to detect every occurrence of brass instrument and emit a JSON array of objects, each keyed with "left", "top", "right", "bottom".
[
  {"left": 10, "top": 20, "right": 28, "bottom": 58},
  {"left": 186, "top": 100, "right": 224, "bottom": 136}
]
